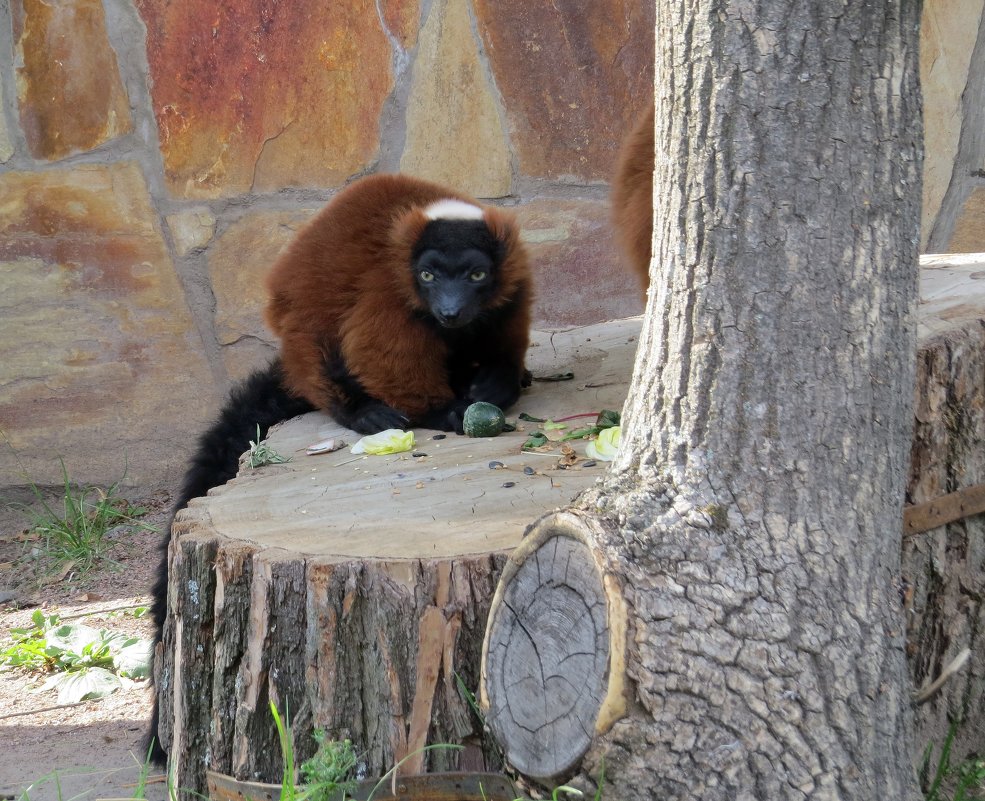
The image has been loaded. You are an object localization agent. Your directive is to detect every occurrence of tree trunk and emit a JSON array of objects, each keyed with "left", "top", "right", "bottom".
[{"left": 482, "top": 2, "right": 924, "bottom": 798}]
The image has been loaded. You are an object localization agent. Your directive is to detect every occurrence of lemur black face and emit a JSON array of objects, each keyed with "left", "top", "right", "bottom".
[{"left": 412, "top": 219, "right": 502, "bottom": 329}]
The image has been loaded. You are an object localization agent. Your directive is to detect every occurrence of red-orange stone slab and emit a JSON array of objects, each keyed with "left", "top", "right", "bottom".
[
  {"left": 0, "top": 163, "right": 218, "bottom": 489},
  {"left": 137, "top": 0, "right": 395, "bottom": 198},
  {"left": 381, "top": 0, "right": 422, "bottom": 49},
  {"left": 518, "top": 199, "right": 644, "bottom": 328}
]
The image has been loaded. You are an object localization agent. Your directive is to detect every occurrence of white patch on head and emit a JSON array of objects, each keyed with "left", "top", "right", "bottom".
[{"left": 423, "top": 198, "right": 485, "bottom": 221}]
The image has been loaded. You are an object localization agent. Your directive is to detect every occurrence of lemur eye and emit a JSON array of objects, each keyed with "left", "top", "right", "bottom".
[
  {"left": 469, "top": 271, "right": 486, "bottom": 282},
  {"left": 419, "top": 270, "right": 435, "bottom": 282}
]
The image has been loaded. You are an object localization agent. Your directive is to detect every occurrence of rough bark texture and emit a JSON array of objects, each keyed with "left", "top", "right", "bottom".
[
  {"left": 485, "top": 2, "right": 925, "bottom": 799},
  {"left": 905, "top": 320, "right": 985, "bottom": 767},
  {"left": 157, "top": 504, "right": 506, "bottom": 796}
]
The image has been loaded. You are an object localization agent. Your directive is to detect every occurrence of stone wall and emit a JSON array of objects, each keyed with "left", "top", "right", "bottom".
[
  {"left": 0, "top": 0, "right": 982, "bottom": 493},
  {"left": 923, "top": 0, "right": 985, "bottom": 251},
  {"left": 0, "top": 0, "right": 651, "bottom": 491}
]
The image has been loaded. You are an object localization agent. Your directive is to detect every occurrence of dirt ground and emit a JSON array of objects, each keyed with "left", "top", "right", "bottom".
[{"left": 0, "top": 490, "right": 173, "bottom": 801}]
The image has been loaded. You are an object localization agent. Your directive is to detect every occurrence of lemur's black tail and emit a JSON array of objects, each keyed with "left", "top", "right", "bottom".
[{"left": 147, "top": 358, "right": 314, "bottom": 764}]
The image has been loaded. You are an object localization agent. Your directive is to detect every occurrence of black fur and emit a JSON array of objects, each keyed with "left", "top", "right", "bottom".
[
  {"left": 323, "top": 345, "right": 410, "bottom": 434},
  {"left": 147, "top": 359, "right": 313, "bottom": 764},
  {"left": 411, "top": 218, "right": 504, "bottom": 264}
]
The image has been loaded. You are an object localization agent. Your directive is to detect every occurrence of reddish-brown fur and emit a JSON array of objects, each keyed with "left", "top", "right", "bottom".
[
  {"left": 611, "top": 103, "right": 655, "bottom": 291},
  {"left": 264, "top": 173, "right": 532, "bottom": 423}
]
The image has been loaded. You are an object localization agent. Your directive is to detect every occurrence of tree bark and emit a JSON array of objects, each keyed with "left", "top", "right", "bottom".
[
  {"left": 483, "top": 2, "right": 924, "bottom": 798},
  {"left": 157, "top": 508, "right": 507, "bottom": 796}
]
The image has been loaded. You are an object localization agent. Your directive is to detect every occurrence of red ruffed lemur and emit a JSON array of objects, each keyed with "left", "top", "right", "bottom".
[
  {"left": 611, "top": 102, "right": 655, "bottom": 291},
  {"left": 148, "top": 173, "right": 533, "bottom": 763}
]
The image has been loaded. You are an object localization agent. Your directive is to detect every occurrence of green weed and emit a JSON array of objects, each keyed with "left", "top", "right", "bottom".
[
  {"left": 248, "top": 426, "right": 291, "bottom": 469},
  {"left": 270, "top": 701, "right": 299, "bottom": 801},
  {"left": 270, "top": 702, "right": 469, "bottom": 801},
  {"left": 271, "top": 696, "right": 605, "bottom": 801},
  {"left": 129, "top": 739, "right": 157, "bottom": 800},
  {"left": 299, "top": 731, "right": 360, "bottom": 801},
  {"left": 14, "top": 459, "right": 154, "bottom": 576},
  {"left": 921, "top": 720, "right": 985, "bottom": 801},
  {"left": 0, "top": 609, "right": 152, "bottom": 703}
]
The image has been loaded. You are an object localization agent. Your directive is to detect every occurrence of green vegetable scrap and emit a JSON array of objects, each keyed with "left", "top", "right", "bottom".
[
  {"left": 248, "top": 425, "right": 291, "bottom": 469},
  {"left": 522, "top": 431, "right": 549, "bottom": 449},
  {"left": 521, "top": 409, "right": 621, "bottom": 451},
  {"left": 586, "top": 425, "right": 621, "bottom": 461}
]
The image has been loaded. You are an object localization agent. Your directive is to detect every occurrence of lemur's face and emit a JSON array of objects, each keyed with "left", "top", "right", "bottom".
[{"left": 412, "top": 217, "right": 502, "bottom": 329}]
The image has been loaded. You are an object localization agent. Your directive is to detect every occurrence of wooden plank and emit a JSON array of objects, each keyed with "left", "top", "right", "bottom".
[{"left": 904, "top": 483, "right": 985, "bottom": 535}]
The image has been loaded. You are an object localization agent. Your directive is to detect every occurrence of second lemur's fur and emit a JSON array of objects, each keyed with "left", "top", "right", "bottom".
[
  {"left": 148, "top": 174, "right": 533, "bottom": 763},
  {"left": 611, "top": 103, "right": 655, "bottom": 291}
]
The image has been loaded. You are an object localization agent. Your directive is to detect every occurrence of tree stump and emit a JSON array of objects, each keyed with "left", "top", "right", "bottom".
[
  {"left": 158, "top": 256, "right": 985, "bottom": 796},
  {"left": 481, "top": 255, "right": 985, "bottom": 789},
  {"left": 155, "top": 320, "right": 642, "bottom": 797},
  {"left": 904, "top": 254, "right": 985, "bottom": 768}
]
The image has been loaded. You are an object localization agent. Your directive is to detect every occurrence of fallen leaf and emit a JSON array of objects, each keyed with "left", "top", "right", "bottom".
[
  {"left": 558, "top": 444, "right": 578, "bottom": 466},
  {"left": 38, "top": 560, "right": 76, "bottom": 587}
]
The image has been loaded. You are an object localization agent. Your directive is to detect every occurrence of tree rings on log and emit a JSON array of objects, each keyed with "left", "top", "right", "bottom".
[{"left": 480, "top": 511, "right": 627, "bottom": 782}]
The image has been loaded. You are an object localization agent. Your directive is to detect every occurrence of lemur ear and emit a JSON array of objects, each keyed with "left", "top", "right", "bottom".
[
  {"left": 389, "top": 207, "right": 431, "bottom": 258},
  {"left": 482, "top": 206, "right": 521, "bottom": 249}
]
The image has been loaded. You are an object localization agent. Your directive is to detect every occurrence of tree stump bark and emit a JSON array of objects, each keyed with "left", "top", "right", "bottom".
[
  {"left": 904, "top": 254, "right": 985, "bottom": 768},
  {"left": 155, "top": 321, "right": 641, "bottom": 797},
  {"left": 159, "top": 512, "right": 506, "bottom": 794}
]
